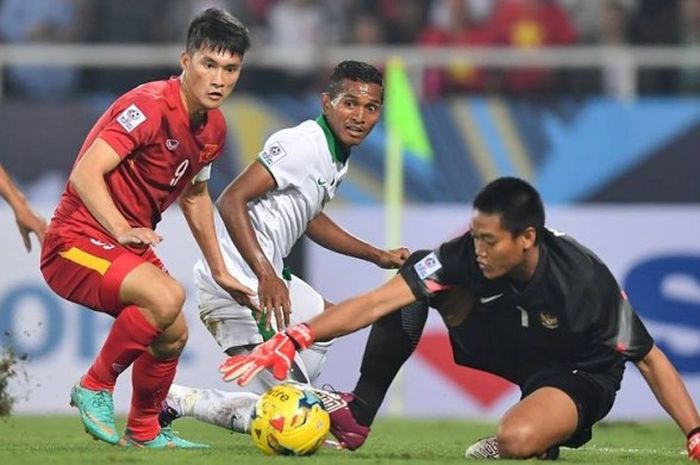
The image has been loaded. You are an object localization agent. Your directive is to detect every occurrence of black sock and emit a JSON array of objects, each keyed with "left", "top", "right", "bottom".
[{"left": 350, "top": 300, "right": 428, "bottom": 426}]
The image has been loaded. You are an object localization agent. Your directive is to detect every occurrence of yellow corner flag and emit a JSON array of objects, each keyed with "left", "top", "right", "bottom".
[
  {"left": 385, "top": 57, "right": 433, "bottom": 161},
  {"left": 383, "top": 57, "right": 433, "bottom": 418}
]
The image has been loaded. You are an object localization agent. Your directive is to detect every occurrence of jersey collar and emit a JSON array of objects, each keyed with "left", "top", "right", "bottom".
[{"left": 315, "top": 114, "right": 350, "bottom": 164}]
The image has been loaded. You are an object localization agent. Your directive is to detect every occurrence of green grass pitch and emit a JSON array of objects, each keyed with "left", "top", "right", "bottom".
[{"left": 0, "top": 416, "right": 687, "bottom": 464}]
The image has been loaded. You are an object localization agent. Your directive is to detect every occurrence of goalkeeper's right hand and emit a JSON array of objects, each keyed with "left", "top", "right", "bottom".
[{"left": 219, "top": 323, "right": 314, "bottom": 386}]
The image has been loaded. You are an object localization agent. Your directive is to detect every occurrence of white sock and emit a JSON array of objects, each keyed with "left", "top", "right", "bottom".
[
  {"left": 300, "top": 340, "right": 332, "bottom": 383},
  {"left": 168, "top": 384, "right": 259, "bottom": 433}
]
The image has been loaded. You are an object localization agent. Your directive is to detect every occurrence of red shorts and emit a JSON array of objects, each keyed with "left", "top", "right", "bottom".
[{"left": 41, "top": 230, "right": 165, "bottom": 316}]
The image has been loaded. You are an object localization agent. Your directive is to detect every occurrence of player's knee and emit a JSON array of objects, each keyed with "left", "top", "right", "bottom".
[
  {"left": 497, "top": 423, "right": 540, "bottom": 459},
  {"left": 150, "top": 281, "right": 186, "bottom": 327}
]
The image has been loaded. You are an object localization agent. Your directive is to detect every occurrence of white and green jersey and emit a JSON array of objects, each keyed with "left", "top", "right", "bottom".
[
  {"left": 194, "top": 115, "right": 350, "bottom": 296},
  {"left": 244, "top": 115, "right": 349, "bottom": 265}
]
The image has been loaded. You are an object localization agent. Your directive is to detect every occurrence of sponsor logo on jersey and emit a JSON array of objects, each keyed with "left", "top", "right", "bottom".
[
  {"left": 479, "top": 293, "right": 504, "bottom": 304},
  {"left": 89, "top": 238, "right": 115, "bottom": 250},
  {"left": 165, "top": 138, "right": 180, "bottom": 151},
  {"left": 199, "top": 144, "right": 219, "bottom": 163},
  {"left": 116, "top": 104, "right": 147, "bottom": 133},
  {"left": 259, "top": 142, "right": 287, "bottom": 166},
  {"left": 539, "top": 311, "right": 559, "bottom": 329},
  {"left": 414, "top": 252, "right": 442, "bottom": 279},
  {"left": 111, "top": 363, "right": 127, "bottom": 374},
  {"left": 317, "top": 177, "right": 337, "bottom": 188}
]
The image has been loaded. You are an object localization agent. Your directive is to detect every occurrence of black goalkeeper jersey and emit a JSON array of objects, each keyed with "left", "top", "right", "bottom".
[{"left": 399, "top": 228, "right": 654, "bottom": 391}]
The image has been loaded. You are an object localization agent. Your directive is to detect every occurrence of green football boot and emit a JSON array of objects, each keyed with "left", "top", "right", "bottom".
[
  {"left": 69, "top": 382, "right": 119, "bottom": 444},
  {"left": 119, "top": 427, "right": 209, "bottom": 449}
]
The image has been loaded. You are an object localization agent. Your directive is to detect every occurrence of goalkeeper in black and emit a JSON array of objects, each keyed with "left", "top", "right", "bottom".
[{"left": 220, "top": 177, "right": 700, "bottom": 461}]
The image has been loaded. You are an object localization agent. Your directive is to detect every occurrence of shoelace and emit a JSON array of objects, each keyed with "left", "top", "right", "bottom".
[
  {"left": 320, "top": 384, "right": 339, "bottom": 395},
  {"left": 320, "top": 384, "right": 369, "bottom": 409}
]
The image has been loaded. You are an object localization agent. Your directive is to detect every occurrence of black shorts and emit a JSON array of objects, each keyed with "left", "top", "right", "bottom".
[
  {"left": 520, "top": 370, "right": 616, "bottom": 448},
  {"left": 447, "top": 315, "right": 617, "bottom": 448}
]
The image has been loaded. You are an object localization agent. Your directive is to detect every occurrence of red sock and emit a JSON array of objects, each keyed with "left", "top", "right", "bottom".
[
  {"left": 127, "top": 351, "right": 179, "bottom": 441},
  {"left": 82, "top": 305, "right": 161, "bottom": 392}
]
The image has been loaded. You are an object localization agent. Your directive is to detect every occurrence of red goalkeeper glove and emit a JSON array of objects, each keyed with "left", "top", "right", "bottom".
[
  {"left": 688, "top": 427, "right": 700, "bottom": 462},
  {"left": 219, "top": 323, "right": 314, "bottom": 386}
]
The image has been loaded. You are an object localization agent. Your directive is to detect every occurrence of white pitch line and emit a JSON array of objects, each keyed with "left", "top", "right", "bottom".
[{"left": 583, "top": 445, "right": 684, "bottom": 455}]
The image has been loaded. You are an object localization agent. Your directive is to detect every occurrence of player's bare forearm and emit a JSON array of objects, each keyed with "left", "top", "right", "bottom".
[
  {"left": 0, "top": 164, "right": 47, "bottom": 250},
  {"left": 635, "top": 345, "right": 700, "bottom": 435},
  {"left": 217, "top": 167, "right": 277, "bottom": 280},
  {"left": 180, "top": 181, "right": 227, "bottom": 277},
  {"left": 308, "top": 274, "right": 416, "bottom": 341},
  {"left": 70, "top": 139, "right": 132, "bottom": 238},
  {"left": 306, "top": 212, "right": 382, "bottom": 263},
  {"left": 0, "top": 164, "right": 27, "bottom": 210}
]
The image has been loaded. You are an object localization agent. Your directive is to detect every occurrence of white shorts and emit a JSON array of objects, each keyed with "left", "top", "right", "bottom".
[{"left": 196, "top": 268, "right": 325, "bottom": 352}]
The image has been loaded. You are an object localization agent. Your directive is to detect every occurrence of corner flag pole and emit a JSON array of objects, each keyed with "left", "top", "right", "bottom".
[{"left": 384, "top": 57, "right": 433, "bottom": 417}]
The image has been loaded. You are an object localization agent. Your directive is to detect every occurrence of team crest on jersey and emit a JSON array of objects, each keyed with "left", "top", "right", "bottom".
[
  {"left": 259, "top": 142, "right": 287, "bottom": 166},
  {"left": 414, "top": 252, "right": 442, "bottom": 279},
  {"left": 539, "top": 311, "right": 559, "bottom": 329},
  {"left": 116, "top": 104, "right": 147, "bottom": 133},
  {"left": 165, "top": 138, "right": 180, "bottom": 151},
  {"left": 199, "top": 144, "right": 219, "bottom": 163}
]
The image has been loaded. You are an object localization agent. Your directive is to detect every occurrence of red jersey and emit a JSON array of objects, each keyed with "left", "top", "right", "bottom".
[{"left": 49, "top": 77, "right": 226, "bottom": 245}]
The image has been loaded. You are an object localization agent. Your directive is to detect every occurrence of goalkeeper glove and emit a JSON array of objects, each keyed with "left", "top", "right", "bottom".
[{"left": 219, "top": 323, "right": 314, "bottom": 386}]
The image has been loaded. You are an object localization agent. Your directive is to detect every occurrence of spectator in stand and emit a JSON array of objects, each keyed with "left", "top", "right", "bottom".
[
  {"left": 82, "top": 0, "right": 172, "bottom": 95},
  {"left": 161, "top": 1, "right": 255, "bottom": 43},
  {"left": 266, "top": 0, "right": 336, "bottom": 93},
  {"left": 597, "top": 1, "right": 633, "bottom": 45},
  {"left": 559, "top": 0, "right": 637, "bottom": 43},
  {"left": 348, "top": 10, "right": 386, "bottom": 45},
  {"left": 596, "top": 1, "right": 634, "bottom": 96},
  {"left": 565, "top": 0, "right": 633, "bottom": 98},
  {"left": 488, "top": 0, "right": 578, "bottom": 94},
  {"left": 384, "top": 0, "right": 430, "bottom": 44},
  {"left": 0, "top": 0, "right": 85, "bottom": 100},
  {"left": 418, "top": 0, "right": 493, "bottom": 98},
  {"left": 631, "top": 0, "right": 680, "bottom": 94}
]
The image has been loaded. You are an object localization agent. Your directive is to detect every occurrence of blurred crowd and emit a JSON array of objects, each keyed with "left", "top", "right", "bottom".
[{"left": 1, "top": 0, "right": 700, "bottom": 99}]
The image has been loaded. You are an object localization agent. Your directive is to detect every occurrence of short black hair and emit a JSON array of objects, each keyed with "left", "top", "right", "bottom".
[
  {"left": 326, "top": 61, "right": 384, "bottom": 99},
  {"left": 186, "top": 8, "right": 250, "bottom": 57},
  {"left": 473, "top": 177, "right": 545, "bottom": 242}
]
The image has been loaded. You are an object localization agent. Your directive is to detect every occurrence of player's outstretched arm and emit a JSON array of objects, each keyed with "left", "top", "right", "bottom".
[
  {"left": 306, "top": 212, "right": 410, "bottom": 268},
  {"left": 220, "top": 273, "right": 417, "bottom": 385},
  {"left": 634, "top": 344, "right": 700, "bottom": 461},
  {"left": 218, "top": 161, "right": 290, "bottom": 330},
  {"left": 0, "top": 164, "right": 46, "bottom": 251}
]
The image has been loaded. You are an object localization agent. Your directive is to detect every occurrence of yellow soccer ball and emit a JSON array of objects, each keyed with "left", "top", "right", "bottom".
[{"left": 250, "top": 383, "right": 330, "bottom": 456}]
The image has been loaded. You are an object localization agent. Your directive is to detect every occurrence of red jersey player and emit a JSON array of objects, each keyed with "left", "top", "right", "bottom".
[{"left": 40, "top": 8, "right": 253, "bottom": 448}]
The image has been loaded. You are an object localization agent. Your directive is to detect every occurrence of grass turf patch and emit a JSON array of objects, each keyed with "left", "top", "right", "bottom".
[{"left": 0, "top": 416, "right": 685, "bottom": 465}]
